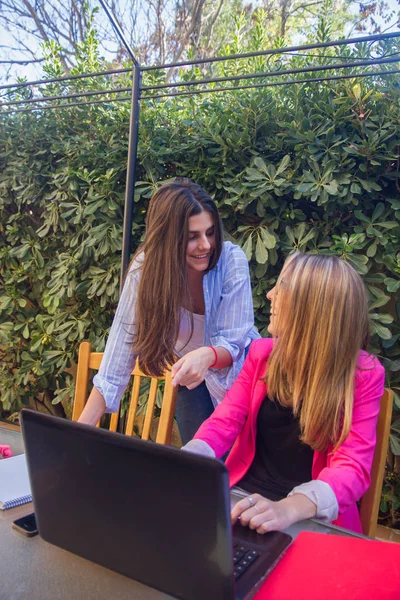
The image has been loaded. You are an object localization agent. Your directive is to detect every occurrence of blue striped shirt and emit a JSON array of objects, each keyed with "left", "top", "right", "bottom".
[{"left": 93, "top": 241, "right": 260, "bottom": 410}]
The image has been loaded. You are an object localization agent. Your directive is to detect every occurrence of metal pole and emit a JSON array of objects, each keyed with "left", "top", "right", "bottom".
[
  {"left": 141, "top": 55, "right": 400, "bottom": 92},
  {"left": 0, "top": 66, "right": 134, "bottom": 92},
  {"left": 97, "top": 0, "right": 140, "bottom": 289},
  {"left": 142, "top": 31, "right": 400, "bottom": 71},
  {"left": 120, "top": 65, "right": 141, "bottom": 287},
  {"left": 98, "top": 0, "right": 138, "bottom": 65}
]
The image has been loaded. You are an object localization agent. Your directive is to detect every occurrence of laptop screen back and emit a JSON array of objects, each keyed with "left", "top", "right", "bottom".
[{"left": 21, "top": 410, "right": 235, "bottom": 600}]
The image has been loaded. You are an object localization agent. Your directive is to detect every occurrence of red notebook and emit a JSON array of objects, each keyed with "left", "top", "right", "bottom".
[{"left": 254, "top": 531, "right": 400, "bottom": 600}]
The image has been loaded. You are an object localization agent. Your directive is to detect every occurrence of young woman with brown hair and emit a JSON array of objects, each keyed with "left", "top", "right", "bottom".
[
  {"left": 183, "top": 253, "right": 385, "bottom": 533},
  {"left": 78, "top": 178, "right": 259, "bottom": 443}
]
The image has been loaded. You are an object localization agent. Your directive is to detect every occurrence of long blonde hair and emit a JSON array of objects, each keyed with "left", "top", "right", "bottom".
[{"left": 266, "top": 253, "right": 370, "bottom": 452}]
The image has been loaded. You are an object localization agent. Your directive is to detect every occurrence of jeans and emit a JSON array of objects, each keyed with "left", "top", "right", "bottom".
[{"left": 175, "top": 381, "right": 214, "bottom": 446}]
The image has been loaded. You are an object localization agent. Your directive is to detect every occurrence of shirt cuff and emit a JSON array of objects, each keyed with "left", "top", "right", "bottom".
[
  {"left": 288, "top": 480, "right": 339, "bottom": 523},
  {"left": 92, "top": 373, "right": 126, "bottom": 413},
  {"left": 181, "top": 440, "right": 216, "bottom": 458},
  {"left": 210, "top": 337, "right": 241, "bottom": 362}
]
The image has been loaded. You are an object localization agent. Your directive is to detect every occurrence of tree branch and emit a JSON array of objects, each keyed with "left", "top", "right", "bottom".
[
  {"left": 203, "top": 0, "right": 225, "bottom": 51},
  {"left": 171, "top": 0, "right": 207, "bottom": 64},
  {"left": 0, "top": 58, "right": 45, "bottom": 64},
  {"left": 21, "top": 0, "right": 51, "bottom": 43}
]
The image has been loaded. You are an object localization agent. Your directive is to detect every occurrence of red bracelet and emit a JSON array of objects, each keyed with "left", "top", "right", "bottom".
[{"left": 207, "top": 346, "right": 218, "bottom": 369}]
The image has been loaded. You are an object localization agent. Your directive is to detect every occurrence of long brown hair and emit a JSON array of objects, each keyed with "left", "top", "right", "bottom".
[
  {"left": 266, "top": 253, "right": 370, "bottom": 452},
  {"left": 131, "top": 178, "right": 223, "bottom": 376}
]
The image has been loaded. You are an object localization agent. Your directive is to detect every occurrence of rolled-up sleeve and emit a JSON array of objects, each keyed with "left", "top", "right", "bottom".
[
  {"left": 93, "top": 267, "right": 140, "bottom": 413},
  {"left": 210, "top": 245, "right": 256, "bottom": 362},
  {"left": 288, "top": 480, "right": 338, "bottom": 522}
]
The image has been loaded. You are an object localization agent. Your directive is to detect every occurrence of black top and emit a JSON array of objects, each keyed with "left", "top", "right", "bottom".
[{"left": 237, "top": 396, "right": 313, "bottom": 501}]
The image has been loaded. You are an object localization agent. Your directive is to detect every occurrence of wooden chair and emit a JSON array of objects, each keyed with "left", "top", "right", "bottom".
[
  {"left": 359, "top": 388, "right": 394, "bottom": 538},
  {"left": 71, "top": 341, "right": 178, "bottom": 445}
]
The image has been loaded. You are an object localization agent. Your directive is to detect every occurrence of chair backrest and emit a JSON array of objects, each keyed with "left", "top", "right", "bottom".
[
  {"left": 71, "top": 341, "right": 178, "bottom": 445},
  {"left": 359, "top": 387, "right": 393, "bottom": 538}
]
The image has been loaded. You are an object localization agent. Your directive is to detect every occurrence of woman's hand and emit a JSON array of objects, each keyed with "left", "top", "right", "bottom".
[
  {"left": 171, "top": 347, "right": 215, "bottom": 389},
  {"left": 231, "top": 493, "right": 317, "bottom": 533}
]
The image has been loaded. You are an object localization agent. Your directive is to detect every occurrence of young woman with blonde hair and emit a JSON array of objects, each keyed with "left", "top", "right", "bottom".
[
  {"left": 184, "top": 253, "right": 385, "bottom": 533},
  {"left": 78, "top": 178, "right": 259, "bottom": 443}
]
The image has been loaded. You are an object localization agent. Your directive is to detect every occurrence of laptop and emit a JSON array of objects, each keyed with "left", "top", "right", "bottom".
[{"left": 20, "top": 409, "right": 292, "bottom": 600}]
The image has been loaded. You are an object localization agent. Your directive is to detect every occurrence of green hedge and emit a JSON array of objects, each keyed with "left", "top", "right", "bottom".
[{"left": 1, "top": 36, "right": 399, "bottom": 522}]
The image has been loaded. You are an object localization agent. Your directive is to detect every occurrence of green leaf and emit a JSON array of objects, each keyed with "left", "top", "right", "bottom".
[
  {"left": 366, "top": 240, "right": 378, "bottom": 258},
  {"left": 390, "top": 434, "right": 400, "bottom": 456},
  {"left": 296, "top": 182, "right": 314, "bottom": 193},
  {"left": 354, "top": 210, "right": 370, "bottom": 223},
  {"left": 359, "top": 179, "right": 372, "bottom": 192},
  {"left": 346, "top": 254, "right": 368, "bottom": 274},
  {"left": 255, "top": 263, "right": 268, "bottom": 278},
  {"left": 299, "top": 228, "right": 315, "bottom": 247},
  {"left": 371, "top": 321, "right": 392, "bottom": 340},
  {"left": 368, "top": 287, "right": 390, "bottom": 310},
  {"left": 260, "top": 227, "right": 276, "bottom": 249},
  {"left": 350, "top": 183, "right": 361, "bottom": 195},
  {"left": 376, "top": 221, "right": 398, "bottom": 230},
  {"left": 386, "top": 359, "right": 400, "bottom": 372},
  {"left": 285, "top": 226, "right": 295, "bottom": 245},
  {"left": 352, "top": 83, "right": 361, "bottom": 101},
  {"left": 36, "top": 315, "right": 44, "bottom": 329},
  {"left": 324, "top": 182, "right": 338, "bottom": 195},
  {"left": 371, "top": 202, "right": 384, "bottom": 222},
  {"left": 384, "top": 278, "right": 400, "bottom": 293},
  {"left": 245, "top": 168, "right": 266, "bottom": 181},
  {"left": 255, "top": 234, "right": 268, "bottom": 264},
  {"left": 370, "top": 312, "right": 394, "bottom": 325},
  {"left": 380, "top": 500, "right": 388, "bottom": 513},
  {"left": 253, "top": 156, "right": 268, "bottom": 174},
  {"left": 30, "top": 338, "right": 43, "bottom": 352},
  {"left": 242, "top": 235, "right": 253, "bottom": 261},
  {"left": 275, "top": 154, "right": 290, "bottom": 176}
]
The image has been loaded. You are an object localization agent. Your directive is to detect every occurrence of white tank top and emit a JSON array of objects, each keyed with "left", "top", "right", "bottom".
[{"left": 175, "top": 308, "right": 205, "bottom": 356}]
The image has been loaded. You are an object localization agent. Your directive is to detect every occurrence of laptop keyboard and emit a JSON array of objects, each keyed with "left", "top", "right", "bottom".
[{"left": 233, "top": 544, "right": 260, "bottom": 580}]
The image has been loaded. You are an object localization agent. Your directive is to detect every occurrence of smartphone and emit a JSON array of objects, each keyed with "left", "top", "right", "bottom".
[{"left": 12, "top": 512, "right": 38, "bottom": 537}]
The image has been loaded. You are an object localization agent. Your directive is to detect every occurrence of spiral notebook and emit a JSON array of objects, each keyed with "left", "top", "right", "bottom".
[{"left": 0, "top": 453, "right": 32, "bottom": 510}]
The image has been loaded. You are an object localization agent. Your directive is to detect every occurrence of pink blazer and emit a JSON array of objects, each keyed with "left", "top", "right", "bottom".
[{"left": 194, "top": 338, "right": 385, "bottom": 532}]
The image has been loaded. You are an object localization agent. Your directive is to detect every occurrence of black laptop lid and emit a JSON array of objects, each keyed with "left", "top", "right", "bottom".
[{"left": 20, "top": 409, "right": 235, "bottom": 600}]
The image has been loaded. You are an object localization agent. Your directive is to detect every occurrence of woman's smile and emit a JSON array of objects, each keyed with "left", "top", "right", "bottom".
[{"left": 186, "top": 211, "right": 215, "bottom": 272}]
